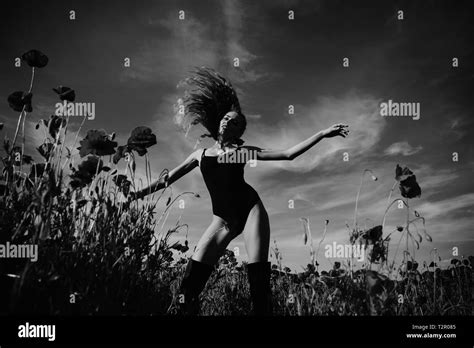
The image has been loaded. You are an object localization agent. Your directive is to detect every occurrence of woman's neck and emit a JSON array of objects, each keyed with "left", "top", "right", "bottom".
[{"left": 216, "top": 137, "right": 237, "bottom": 150}]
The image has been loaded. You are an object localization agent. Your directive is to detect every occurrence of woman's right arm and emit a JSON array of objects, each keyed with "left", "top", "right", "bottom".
[{"left": 134, "top": 149, "right": 201, "bottom": 199}]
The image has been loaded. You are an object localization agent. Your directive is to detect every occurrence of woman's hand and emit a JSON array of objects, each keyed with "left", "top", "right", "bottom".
[{"left": 322, "top": 123, "right": 349, "bottom": 138}]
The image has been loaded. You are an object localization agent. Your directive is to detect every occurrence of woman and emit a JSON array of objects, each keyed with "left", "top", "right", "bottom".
[{"left": 134, "top": 67, "right": 349, "bottom": 315}]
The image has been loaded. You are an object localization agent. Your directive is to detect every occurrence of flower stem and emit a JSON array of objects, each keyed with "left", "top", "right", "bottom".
[{"left": 12, "top": 67, "right": 35, "bottom": 149}]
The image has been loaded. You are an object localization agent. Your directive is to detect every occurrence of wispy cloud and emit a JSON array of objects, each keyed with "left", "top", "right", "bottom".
[
  {"left": 384, "top": 141, "right": 422, "bottom": 156},
  {"left": 245, "top": 92, "right": 385, "bottom": 173},
  {"left": 121, "top": 1, "right": 268, "bottom": 85},
  {"left": 121, "top": 14, "right": 219, "bottom": 83}
]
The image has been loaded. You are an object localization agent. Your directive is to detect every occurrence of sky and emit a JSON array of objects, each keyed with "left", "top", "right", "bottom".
[{"left": 1, "top": 0, "right": 473, "bottom": 272}]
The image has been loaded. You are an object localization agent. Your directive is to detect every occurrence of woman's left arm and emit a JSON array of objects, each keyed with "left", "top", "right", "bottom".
[{"left": 250, "top": 123, "right": 349, "bottom": 161}]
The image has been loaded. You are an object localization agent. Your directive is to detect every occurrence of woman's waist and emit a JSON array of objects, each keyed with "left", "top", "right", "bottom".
[{"left": 207, "top": 181, "right": 259, "bottom": 198}]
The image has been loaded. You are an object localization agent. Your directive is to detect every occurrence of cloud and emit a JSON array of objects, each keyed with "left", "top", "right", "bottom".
[
  {"left": 415, "top": 193, "right": 474, "bottom": 220},
  {"left": 121, "top": 1, "right": 268, "bottom": 85},
  {"left": 384, "top": 141, "right": 422, "bottom": 156},
  {"left": 121, "top": 14, "right": 220, "bottom": 83},
  {"left": 245, "top": 92, "right": 385, "bottom": 173}
]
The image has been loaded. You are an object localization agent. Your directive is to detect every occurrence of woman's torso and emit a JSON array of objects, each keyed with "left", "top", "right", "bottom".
[{"left": 199, "top": 147, "right": 260, "bottom": 227}]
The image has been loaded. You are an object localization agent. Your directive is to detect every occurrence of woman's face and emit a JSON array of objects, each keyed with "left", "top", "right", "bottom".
[{"left": 218, "top": 111, "right": 244, "bottom": 141}]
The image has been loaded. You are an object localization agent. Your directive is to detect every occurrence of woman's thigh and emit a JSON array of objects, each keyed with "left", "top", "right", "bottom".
[
  {"left": 243, "top": 200, "right": 271, "bottom": 263},
  {"left": 192, "top": 216, "right": 241, "bottom": 265}
]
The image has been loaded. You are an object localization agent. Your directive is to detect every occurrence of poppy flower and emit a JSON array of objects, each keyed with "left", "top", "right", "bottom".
[
  {"left": 112, "top": 174, "right": 131, "bottom": 196},
  {"left": 112, "top": 145, "right": 131, "bottom": 164},
  {"left": 78, "top": 129, "right": 118, "bottom": 158},
  {"left": 52, "top": 86, "right": 75, "bottom": 102},
  {"left": 21, "top": 49, "right": 49, "bottom": 68},
  {"left": 8, "top": 91, "right": 33, "bottom": 112},
  {"left": 362, "top": 225, "right": 383, "bottom": 244},
  {"left": 127, "top": 126, "right": 157, "bottom": 156},
  {"left": 45, "top": 115, "right": 67, "bottom": 139},
  {"left": 37, "top": 142, "right": 54, "bottom": 160},
  {"left": 69, "top": 156, "right": 104, "bottom": 189},
  {"left": 450, "top": 259, "right": 460, "bottom": 266},
  {"left": 395, "top": 164, "right": 421, "bottom": 199}
]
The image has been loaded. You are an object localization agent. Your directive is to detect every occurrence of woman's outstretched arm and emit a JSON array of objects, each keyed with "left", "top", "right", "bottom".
[
  {"left": 133, "top": 148, "right": 201, "bottom": 199},
  {"left": 247, "top": 123, "right": 349, "bottom": 161}
]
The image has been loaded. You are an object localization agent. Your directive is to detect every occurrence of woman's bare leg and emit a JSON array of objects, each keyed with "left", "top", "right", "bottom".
[
  {"left": 243, "top": 199, "right": 271, "bottom": 263},
  {"left": 192, "top": 216, "right": 242, "bottom": 266}
]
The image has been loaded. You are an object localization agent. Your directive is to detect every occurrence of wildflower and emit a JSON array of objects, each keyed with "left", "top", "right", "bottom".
[
  {"left": 8, "top": 91, "right": 33, "bottom": 112},
  {"left": 69, "top": 156, "right": 104, "bottom": 189},
  {"left": 52, "top": 86, "right": 75, "bottom": 102},
  {"left": 362, "top": 225, "right": 383, "bottom": 244},
  {"left": 112, "top": 174, "right": 131, "bottom": 196},
  {"left": 45, "top": 115, "right": 67, "bottom": 139},
  {"left": 112, "top": 145, "right": 130, "bottom": 164},
  {"left": 21, "top": 49, "right": 49, "bottom": 68},
  {"left": 127, "top": 126, "right": 157, "bottom": 156},
  {"left": 395, "top": 164, "right": 421, "bottom": 199},
  {"left": 78, "top": 129, "right": 118, "bottom": 158}
]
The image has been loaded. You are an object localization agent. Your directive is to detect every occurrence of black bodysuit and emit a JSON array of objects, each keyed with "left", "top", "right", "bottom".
[{"left": 200, "top": 148, "right": 260, "bottom": 232}]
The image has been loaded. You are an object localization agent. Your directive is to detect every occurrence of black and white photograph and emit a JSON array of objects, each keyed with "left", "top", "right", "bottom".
[{"left": 0, "top": 0, "right": 473, "bottom": 345}]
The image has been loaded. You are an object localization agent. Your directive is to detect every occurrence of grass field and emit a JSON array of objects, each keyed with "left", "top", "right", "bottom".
[{"left": 1, "top": 50, "right": 472, "bottom": 316}]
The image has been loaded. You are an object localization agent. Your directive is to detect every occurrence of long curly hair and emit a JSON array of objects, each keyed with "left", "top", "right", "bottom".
[{"left": 175, "top": 67, "right": 246, "bottom": 146}]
